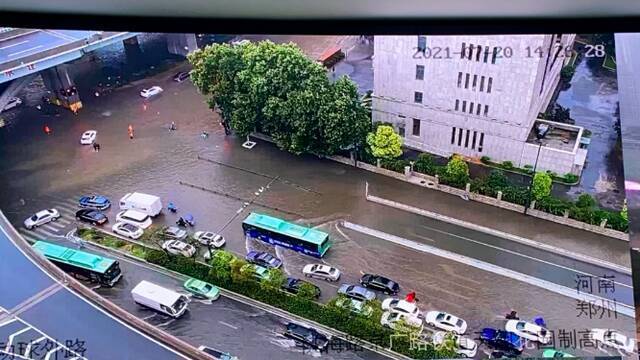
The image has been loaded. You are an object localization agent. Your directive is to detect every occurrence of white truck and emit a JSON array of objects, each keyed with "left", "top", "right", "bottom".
[
  {"left": 119, "top": 192, "right": 162, "bottom": 217},
  {"left": 131, "top": 280, "right": 189, "bottom": 318}
]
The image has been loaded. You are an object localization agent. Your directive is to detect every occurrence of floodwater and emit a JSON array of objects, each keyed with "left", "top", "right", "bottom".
[{"left": 556, "top": 57, "right": 624, "bottom": 210}]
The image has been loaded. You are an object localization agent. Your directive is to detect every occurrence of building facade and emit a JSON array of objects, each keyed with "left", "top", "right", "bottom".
[{"left": 372, "top": 35, "right": 587, "bottom": 175}]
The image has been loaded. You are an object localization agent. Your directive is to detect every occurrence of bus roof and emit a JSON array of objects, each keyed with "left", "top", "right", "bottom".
[
  {"left": 32, "top": 240, "right": 115, "bottom": 274},
  {"left": 243, "top": 213, "right": 328, "bottom": 245}
]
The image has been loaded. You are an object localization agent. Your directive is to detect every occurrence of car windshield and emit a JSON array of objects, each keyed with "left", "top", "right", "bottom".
[
  {"left": 436, "top": 313, "right": 445, "bottom": 321},
  {"left": 123, "top": 224, "right": 137, "bottom": 231},
  {"left": 516, "top": 322, "right": 526, "bottom": 330},
  {"left": 202, "top": 284, "right": 212, "bottom": 292},
  {"left": 30, "top": 215, "right": 38, "bottom": 221},
  {"left": 328, "top": 268, "right": 336, "bottom": 274}
]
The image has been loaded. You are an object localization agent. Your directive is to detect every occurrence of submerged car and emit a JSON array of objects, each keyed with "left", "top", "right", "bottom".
[
  {"left": 424, "top": 311, "right": 468, "bottom": 334},
  {"left": 335, "top": 297, "right": 373, "bottom": 317},
  {"left": 75, "top": 209, "right": 108, "bottom": 226},
  {"left": 480, "top": 328, "right": 524, "bottom": 355},
  {"left": 183, "top": 278, "right": 220, "bottom": 301},
  {"left": 359, "top": 273, "right": 399, "bottom": 295},
  {"left": 24, "top": 209, "right": 60, "bottom": 230},
  {"left": 281, "top": 278, "right": 321, "bottom": 298},
  {"left": 194, "top": 231, "right": 226, "bottom": 248},
  {"left": 505, "top": 320, "right": 551, "bottom": 344},
  {"left": 590, "top": 329, "right": 635, "bottom": 353},
  {"left": 173, "top": 71, "right": 190, "bottom": 82},
  {"left": 80, "top": 130, "right": 97, "bottom": 145},
  {"left": 162, "top": 240, "right": 196, "bottom": 257},
  {"left": 245, "top": 250, "right": 282, "bottom": 269},
  {"left": 163, "top": 226, "right": 188, "bottom": 240},
  {"left": 283, "top": 322, "right": 330, "bottom": 351},
  {"left": 302, "top": 264, "right": 341, "bottom": 282},
  {"left": 432, "top": 331, "right": 478, "bottom": 358},
  {"left": 78, "top": 194, "right": 111, "bottom": 210},
  {"left": 338, "top": 284, "right": 376, "bottom": 301},
  {"left": 140, "top": 86, "right": 163, "bottom": 98}
]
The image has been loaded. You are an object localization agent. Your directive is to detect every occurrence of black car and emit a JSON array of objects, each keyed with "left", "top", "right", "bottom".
[
  {"left": 359, "top": 273, "right": 400, "bottom": 295},
  {"left": 281, "top": 277, "right": 321, "bottom": 298},
  {"left": 173, "top": 71, "right": 190, "bottom": 82},
  {"left": 75, "top": 209, "right": 108, "bottom": 225},
  {"left": 283, "top": 323, "right": 329, "bottom": 351},
  {"left": 480, "top": 328, "right": 524, "bottom": 357}
]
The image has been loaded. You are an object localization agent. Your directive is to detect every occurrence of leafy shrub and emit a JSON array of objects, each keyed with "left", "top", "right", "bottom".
[
  {"left": 575, "top": 194, "right": 596, "bottom": 208},
  {"left": 414, "top": 153, "right": 437, "bottom": 175},
  {"left": 145, "top": 249, "right": 170, "bottom": 267},
  {"left": 536, "top": 196, "right": 571, "bottom": 216},
  {"left": 101, "top": 237, "right": 126, "bottom": 249},
  {"left": 380, "top": 158, "right": 410, "bottom": 173},
  {"left": 501, "top": 161, "right": 514, "bottom": 170},
  {"left": 480, "top": 156, "right": 491, "bottom": 164},
  {"left": 443, "top": 154, "right": 469, "bottom": 188},
  {"left": 563, "top": 173, "right": 579, "bottom": 183}
]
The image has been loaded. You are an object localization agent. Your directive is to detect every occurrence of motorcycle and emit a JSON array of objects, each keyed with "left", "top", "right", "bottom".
[{"left": 168, "top": 202, "right": 177, "bottom": 213}]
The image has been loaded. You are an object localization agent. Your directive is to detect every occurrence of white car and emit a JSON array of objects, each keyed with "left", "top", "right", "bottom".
[
  {"left": 140, "top": 86, "right": 163, "bottom": 98},
  {"left": 3, "top": 97, "right": 22, "bottom": 111},
  {"left": 80, "top": 130, "right": 97, "bottom": 145},
  {"left": 302, "top": 264, "right": 341, "bottom": 282},
  {"left": 381, "top": 311, "right": 423, "bottom": 332},
  {"left": 591, "top": 329, "right": 635, "bottom": 353},
  {"left": 505, "top": 320, "right": 551, "bottom": 344},
  {"left": 424, "top": 311, "right": 467, "bottom": 335},
  {"left": 381, "top": 298, "right": 421, "bottom": 318},
  {"left": 162, "top": 240, "right": 196, "bottom": 257},
  {"left": 116, "top": 210, "right": 152, "bottom": 229},
  {"left": 24, "top": 209, "right": 60, "bottom": 230},
  {"left": 163, "top": 226, "right": 188, "bottom": 241},
  {"left": 194, "top": 231, "right": 225, "bottom": 248},
  {"left": 432, "top": 331, "right": 478, "bottom": 358},
  {"left": 112, "top": 222, "right": 143, "bottom": 239},
  {"left": 335, "top": 297, "right": 373, "bottom": 317}
]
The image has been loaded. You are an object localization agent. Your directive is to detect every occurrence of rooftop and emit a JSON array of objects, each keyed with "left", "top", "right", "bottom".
[{"left": 526, "top": 119, "right": 582, "bottom": 152}]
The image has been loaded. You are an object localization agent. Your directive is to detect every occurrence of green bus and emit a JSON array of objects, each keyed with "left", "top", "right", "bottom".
[
  {"left": 32, "top": 240, "right": 122, "bottom": 287},
  {"left": 242, "top": 212, "right": 331, "bottom": 258}
]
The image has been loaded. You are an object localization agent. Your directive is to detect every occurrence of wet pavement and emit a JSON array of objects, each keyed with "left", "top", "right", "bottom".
[
  {"left": 556, "top": 56, "right": 625, "bottom": 210},
  {"left": 0, "top": 57, "right": 635, "bottom": 358}
]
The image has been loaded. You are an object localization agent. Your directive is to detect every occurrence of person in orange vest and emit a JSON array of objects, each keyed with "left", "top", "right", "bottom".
[
  {"left": 128, "top": 124, "right": 134, "bottom": 139},
  {"left": 44, "top": 125, "right": 52, "bottom": 135}
]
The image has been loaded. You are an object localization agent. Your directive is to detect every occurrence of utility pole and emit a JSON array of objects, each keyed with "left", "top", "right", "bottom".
[{"left": 524, "top": 140, "right": 543, "bottom": 215}]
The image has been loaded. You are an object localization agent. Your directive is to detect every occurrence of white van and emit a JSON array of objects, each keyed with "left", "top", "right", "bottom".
[
  {"left": 119, "top": 192, "right": 162, "bottom": 217},
  {"left": 131, "top": 281, "right": 189, "bottom": 318}
]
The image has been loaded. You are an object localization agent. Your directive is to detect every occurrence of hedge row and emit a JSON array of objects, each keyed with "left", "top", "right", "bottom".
[{"left": 141, "top": 248, "right": 454, "bottom": 359}]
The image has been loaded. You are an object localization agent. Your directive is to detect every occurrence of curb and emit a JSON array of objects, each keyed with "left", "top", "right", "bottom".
[
  {"left": 365, "top": 192, "right": 631, "bottom": 275},
  {"left": 79, "top": 229, "right": 410, "bottom": 360}
]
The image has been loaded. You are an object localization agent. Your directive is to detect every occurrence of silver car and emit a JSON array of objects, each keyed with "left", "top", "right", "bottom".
[
  {"left": 302, "top": 264, "right": 341, "bottom": 282},
  {"left": 163, "top": 226, "right": 188, "bottom": 240},
  {"left": 338, "top": 284, "right": 376, "bottom": 301}
]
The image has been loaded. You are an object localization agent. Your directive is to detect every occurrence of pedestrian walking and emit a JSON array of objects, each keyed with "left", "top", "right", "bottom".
[
  {"left": 128, "top": 124, "right": 134, "bottom": 139},
  {"left": 93, "top": 143, "right": 101, "bottom": 152},
  {"left": 44, "top": 125, "right": 52, "bottom": 135}
]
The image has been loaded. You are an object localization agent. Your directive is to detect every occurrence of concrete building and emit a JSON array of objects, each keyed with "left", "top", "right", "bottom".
[{"left": 372, "top": 35, "right": 587, "bottom": 176}]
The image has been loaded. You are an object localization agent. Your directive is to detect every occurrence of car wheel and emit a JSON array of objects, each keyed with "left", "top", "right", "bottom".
[
  {"left": 26, "top": 225, "right": 32, "bottom": 230},
  {"left": 305, "top": 274, "right": 311, "bottom": 278},
  {"left": 76, "top": 217, "right": 81, "bottom": 221},
  {"left": 52, "top": 216, "right": 58, "bottom": 221}
]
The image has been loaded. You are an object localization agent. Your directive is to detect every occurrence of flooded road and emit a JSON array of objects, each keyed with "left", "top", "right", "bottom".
[{"left": 556, "top": 57, "right": 624, "bottom": 210}]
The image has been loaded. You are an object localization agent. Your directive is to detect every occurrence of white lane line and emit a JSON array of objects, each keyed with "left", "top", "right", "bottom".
[
  {"left": 6, "top": 327, "right": 32, "bottom": 352},
  {"left": 419, "top": 223, "right": 632, "bottom": 290},
  {"left": 41, "top": 224, "right": 60, "bottom": 233},
  {"left": 57, "top": 218, "right": 72, "bottom": 225},
  {"left": 25, "top": 336, "right": 47, "bottom": 357},
  {"left": 0, "top": 40, "right": 28, "bottom": 50},
  {"left": 218, "top": 321, "right": 239, "bottom": 330},
  {"left": 45, "top": 29, "right": 77, "bottom": 41},
  {"left": 49, "top": 221, "right": 68, "bottom": 228},
  {"left": 17, "top": 230, "right": 39, "bottom": 243},
  {"left": 9, "top": 45, "right": 43, "bottom": 57},
  {"left": 31, "top": 228, "right": 59, "bottom": 238},
  {"left": 343, "top": 221, "right": 636, "bottom": 318}
]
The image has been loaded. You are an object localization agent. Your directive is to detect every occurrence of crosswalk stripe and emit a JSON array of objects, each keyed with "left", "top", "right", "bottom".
[
  {"left": 17, "top": 229, "right": 39, "bottom": 243},
  {"left": 48, "top": 221, "right": 67, "bottom": 229},
  {"left": 57, "top": 218, "right": 72, "bottom": 225},
  {"left": 32, "top": 228, "right": 58, "bottom": 238},
  {"left": 55, "top": 203, "right": 77, "bottom": 214}
]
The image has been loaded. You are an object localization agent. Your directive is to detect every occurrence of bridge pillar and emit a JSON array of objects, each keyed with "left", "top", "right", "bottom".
[
  {"left": 167, "top": 34, "right": 198, "bottom": 57},
  {"left": 40, "top": 64, "right": 82, "bottom": 113}
]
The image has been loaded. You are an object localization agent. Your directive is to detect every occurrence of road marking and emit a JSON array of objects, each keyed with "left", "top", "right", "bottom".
[
  {"left": 42, "top": 224, "right": 60, "bottom": 233},
  {"left": 419, "top": 223, "right": 632, "bottom": 290},
  {"left": 24, "top": 336, "right": 47, "bottom": 357},
  {"left": 17, "top": 229, "right": 39, "bottom": 243},
  {"left": 6, "top": 327, "right": 32, "bottom": 352},
  {"left": 343, "top": 221, "right": 635, "bottom": 318},
  {"left": 0, "top": 40, "right": 28, "bottom": 50},
  {"left": 31, "top": 228, "right": 59, "bottom": 239},
  {"left": 57, "top": 218, "right": 72, "bottom": 225},
  {"left": 45, "top": 29, "right": 78, "bottom": 41},
  {"left": 218, "top": 321, "right": 239, "bottom": 330},
  {"left": 9, "top": 45, "right": 42, "bottom": 57}
]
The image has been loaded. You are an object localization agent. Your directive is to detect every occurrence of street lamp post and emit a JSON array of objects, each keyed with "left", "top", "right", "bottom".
[{"left": 524, "top": 140, "right": 543, "bottom": 215}]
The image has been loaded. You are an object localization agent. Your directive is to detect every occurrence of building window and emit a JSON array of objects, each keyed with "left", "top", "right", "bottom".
[
  {"left": 451, "top": 127, "right": 456, "bottom": 144},
  {"left": 469, "top": 102, "right": 474, "bottom": 114},
  {"left": 491, "top": 47, "right": 498, "bottom": 64},
  {"left": 468, "top": 44, "right": 474, "bottom": 60},
  {"left": 472, "top": 131, "right": 477, "bottom": 149},
  {"left": 455, "top": 99, "right": 460, "bottom": 110},
  {"left": 476, "top": 103, "right": 481, "bottom": 115},
  {"left": 480, "top": 76, "right": 485, "bottom": 92},
  {"left": 462, "top": 100, "right": 467, "bottom": 112},
  {"left": 398, "top": 125, "right": 405, "bottom": 137},
  {"left": 478, "top": 133, "right": 485, "bottom": 152},
  {"left": 465, "top": 130, "right": 470, "bottom": 148},
  {"left": 460, "top": 42, "right": 466, "bottom": 59},
  {"left": 416, "top": 65, "right": 425, "bottom": 80},
  {"left": 484, "top": 105, "right": 489, "bottom": 116},
  {"left": 484, "top": 47, "right": 490, "bottom": 63},
  {"left": 457, "top": 72, "right": 462, "bottom": 88},
  {"left": 458, "top": 128, "right": 463, "bottom": 146},
  {"left": 412, "top": 118, "right": 421, "bottom": 136},
  {"left": 487, "top": 77, "right": 493, "bottom": 93},
  {"left": 464, "top": 73, "right": 470, "bottom": 89},
  {"left": 476, "top": 45, "right": 482, "bottom": 61},
  {"left": 472, "top": 75, "right": 477, "bottom": 90},
  {"left": 414, "top": 91, "right": 423, "bottom": 103},
  {"left": 417, "top": 36, "right": 427, "bottom": 52}
]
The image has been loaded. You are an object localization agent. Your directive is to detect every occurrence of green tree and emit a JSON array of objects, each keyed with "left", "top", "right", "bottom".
[
  {"left": 366, "top": 125, "right": 403, "bottom": 159},
  {"left": 444, "top": 154, "right": 470, "bottom": 187},
  {"left": 487, "top": 170, "right": 509, "bottom": 191},
  {"left": 561, "top": 65, "right": 576, "bottom": 82},
  {"left": 263, "top": 267, "right": 286, "bottom": 289},
  {"left": 209, "top": 249, "right": 236, "bottom": 281},
  {"left": 532, "top": 172, "right": 552, "bottom": 200},
  {"left": 414, "top": 153, "right": 436, "bottom": 175},
  {"left": 576, "top": 193, "right": 596, "bottom": 208},
  {"left": 297, "top": 282, "right": 319, "bottom": 300},
  {"left": 232, "top": 260, "right": 251, "bottom": 282}
]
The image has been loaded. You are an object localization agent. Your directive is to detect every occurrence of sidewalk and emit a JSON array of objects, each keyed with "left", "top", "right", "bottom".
[{"left": 367, "top": 178, "right": 632, "bottom": 268}]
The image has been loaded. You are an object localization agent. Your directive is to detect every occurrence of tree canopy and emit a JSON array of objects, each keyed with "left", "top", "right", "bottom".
[
  {"left": 188, "top": 41, "right": 371, "bottom": 156},
  {"left": 532, "top": 172, "right": 553, "bottom": 201},
  {"left": 366, "top": 125, "right": 403, "bottom": 159}
]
